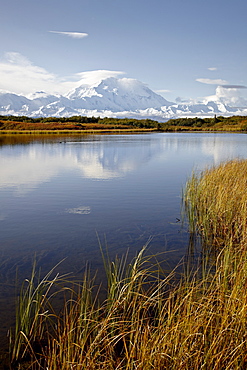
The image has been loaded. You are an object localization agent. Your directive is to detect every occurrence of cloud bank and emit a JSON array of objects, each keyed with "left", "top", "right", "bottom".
[
  {"left": 204, "top": 86, "right": 247, "bottom": 107},
  {"left": 0, "top": 52, "right": 125, "bottom": 95},
  {"left": 0, "top": 52, "right": 59, "bottom": 95}
]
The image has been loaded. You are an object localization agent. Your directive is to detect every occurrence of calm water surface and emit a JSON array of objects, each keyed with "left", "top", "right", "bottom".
[{"left": 0, "top": 132, "right": 247, "bottom": 348}]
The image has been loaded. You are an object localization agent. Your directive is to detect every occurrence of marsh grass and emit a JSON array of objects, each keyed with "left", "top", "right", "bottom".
[
  {"left": 9, "top": 159, "right": 247, "bottom": 369},
  {"left": 183, "top": 159, "right": 247, "bottom": 252},
  {"left": 0, "top": 128, "right": 155, "bottom": 135}
]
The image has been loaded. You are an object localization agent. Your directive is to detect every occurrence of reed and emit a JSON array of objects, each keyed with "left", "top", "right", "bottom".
[
  {"left": 183, "top": 159, "right": 247, "bottom": 251},
  {"left": 9, "top": 159, "right": 247, "bottom": 369},
  {"left": 9, "top": 259, "right": 67, "bottom": 367}
]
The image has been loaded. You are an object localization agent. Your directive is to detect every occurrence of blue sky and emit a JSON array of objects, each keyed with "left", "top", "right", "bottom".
[{"left": 0, "top": 0, "right": 246, "bottom": 103}]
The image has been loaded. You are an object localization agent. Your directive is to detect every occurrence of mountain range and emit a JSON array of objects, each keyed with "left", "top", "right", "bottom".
[{"left": 0, "top": 77, "right": 246, "bottom": 121}]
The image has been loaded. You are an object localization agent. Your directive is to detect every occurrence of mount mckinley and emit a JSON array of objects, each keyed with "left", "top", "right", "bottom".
[{"left": 0, "top": 77, "right": 246, "bottom": 121}]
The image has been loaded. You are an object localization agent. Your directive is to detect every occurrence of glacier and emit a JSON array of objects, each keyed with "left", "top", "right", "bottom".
[{"left": 0, "top": 77, "right": 246, "bottom": 121}]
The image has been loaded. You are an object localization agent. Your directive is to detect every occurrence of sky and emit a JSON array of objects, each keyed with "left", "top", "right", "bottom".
[{"left": 0, "top": 0, "right": 246, "bottom": 103}]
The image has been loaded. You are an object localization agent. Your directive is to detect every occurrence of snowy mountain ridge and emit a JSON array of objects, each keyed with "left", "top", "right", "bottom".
[{"left": 0, "top": 77, "right": 246, "bottom": 121}]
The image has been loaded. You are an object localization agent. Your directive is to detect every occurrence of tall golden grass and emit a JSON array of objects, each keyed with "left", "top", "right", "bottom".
[
  {"left": 9, "top": 159, "right": 247, "bottom": 369},
  {"left": 0, "top": 128, "right": 154, "bottom": 134},
  {"left": 183, "top": 159, "right": 247, "bottom": 250}
]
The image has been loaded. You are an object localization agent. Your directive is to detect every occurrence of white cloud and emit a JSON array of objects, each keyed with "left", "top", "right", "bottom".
[
  {"left": 204, "top": 86, "right": 247, "bottom": 107},
  {"left": 175, "top": 97, "right": 192, "bottom": 103},
  {"left": 208, "top": 67, "right": 217, "bottom": 71},
  {"left": 196, "top": 78, "right": 228, "bottom": 85},
  {"left": 0, "top": 52, "right": 59, "bottom": 95},
  {"left": 215, "top": 86, "right": 247, "bottom": 106},
  {"left": 4, "top": 52, "right": 31, "bottom": 66},
  {"left": 0, "top": 52, "right": 125, "bottom": 96},
  {"left": 75, "top": 70, "right": 125, "bottom": 86},
  {"left": 155, "top": 89, "right": 171, "bottom": 94},
  {"left": 49, "top": 31, "right": 88, "bottom": 39}
]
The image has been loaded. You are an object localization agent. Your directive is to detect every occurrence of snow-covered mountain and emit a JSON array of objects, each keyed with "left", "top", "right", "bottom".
[
  {"left": 65, "top": 77, "right": 170, "bottom": 111},
  {"left": 0, "top": 77, "right": 246, "bottom": 121}
]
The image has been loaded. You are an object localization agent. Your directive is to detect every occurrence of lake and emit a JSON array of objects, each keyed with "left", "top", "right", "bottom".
[{"left": 0, "top": 132, "right": 247, "bottom": 350}]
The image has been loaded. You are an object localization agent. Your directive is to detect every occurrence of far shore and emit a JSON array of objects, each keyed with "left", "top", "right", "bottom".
[{"left": 0, "top": 114, "right": 247, "bottom": 133}]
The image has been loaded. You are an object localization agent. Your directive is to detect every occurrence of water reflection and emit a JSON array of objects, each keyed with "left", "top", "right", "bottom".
[
  {"left": 0, "top": 132, "right": 247, "bottom": 351},
  {"left": 200, "top": 134, "right": 247, "bottom": 164},
  {"left": 0, "top": 136, "right": 162, "bottom": 191},
  {"left": 1, "top": 133, "right": 247, "bottom": 194}
]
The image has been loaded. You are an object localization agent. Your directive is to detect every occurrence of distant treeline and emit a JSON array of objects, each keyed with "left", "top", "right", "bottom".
[
  {"left": 163, "top": 115, "right": 247, "bottom": 129},
  {"left": 0, "top": 115, "right": 160, "bottom": 130},
  {"left": 0, "top": 114, "right": 247, "bottom": 131}
]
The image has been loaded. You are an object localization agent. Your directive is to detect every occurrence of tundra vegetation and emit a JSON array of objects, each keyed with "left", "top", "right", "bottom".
[
  {"left": 6, "top": 159, "right": 247, "bottom": 369},
  {"left": 0, "top": 114, "right": 247, "bottom": 133}
]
